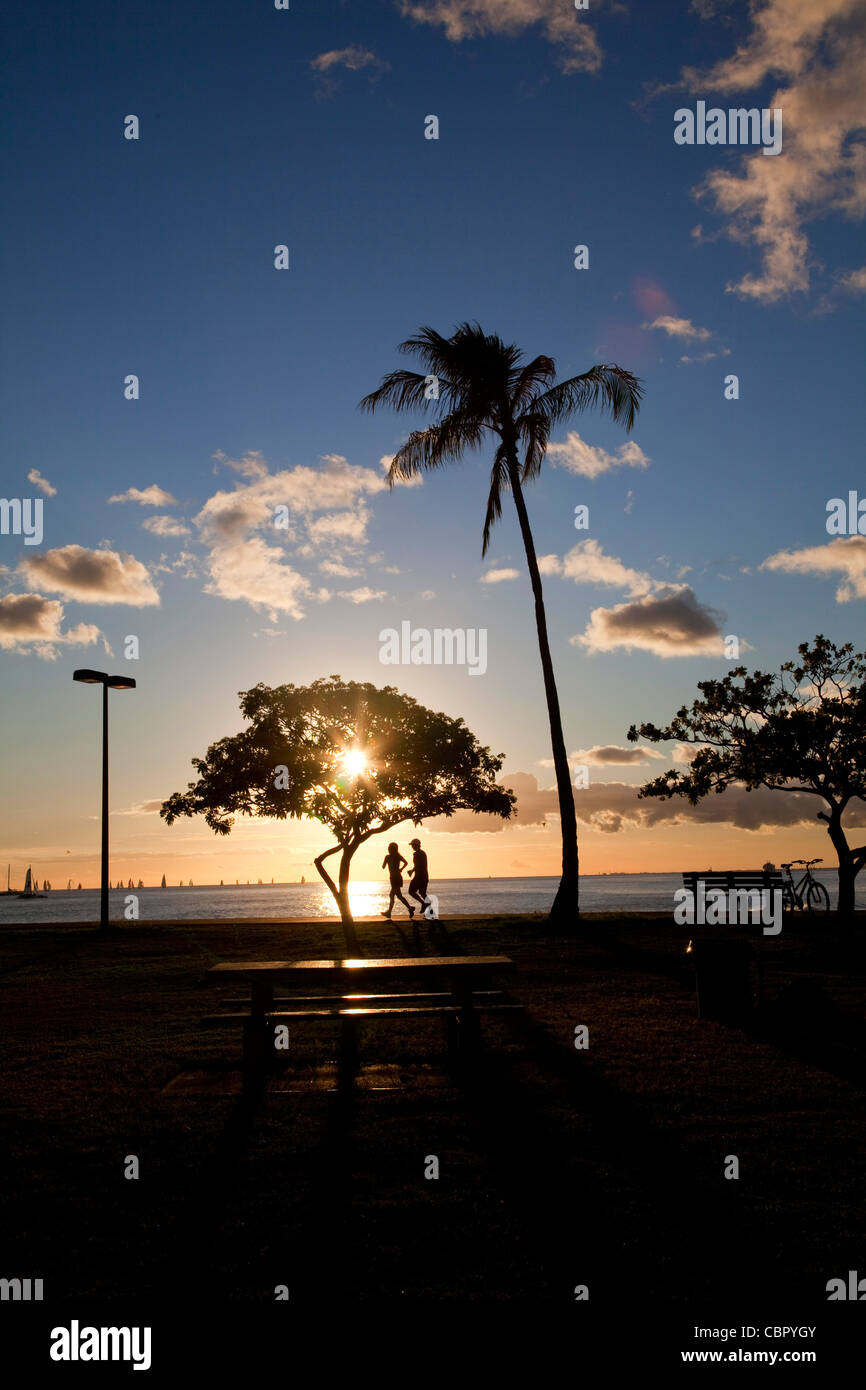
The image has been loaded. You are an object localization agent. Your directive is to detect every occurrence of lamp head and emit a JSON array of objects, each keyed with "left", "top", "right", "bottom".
[{"left": 73, "top": 669, "right": 106, "bottom": 684}]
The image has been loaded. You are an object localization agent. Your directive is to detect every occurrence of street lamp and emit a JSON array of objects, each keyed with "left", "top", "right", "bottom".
[{"left": 73, "top": 669, "right": 136, "bottom": 929}]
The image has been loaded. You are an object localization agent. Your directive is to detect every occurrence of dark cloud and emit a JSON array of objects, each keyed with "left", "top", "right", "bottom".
[
  {"left": 19, "top": 545, "right": 159, "bottom": 606},
  {"left": 573, "top": 585, "right": 726, "bottom": 656},
  {"left": 423, "top": 773, "right": 866, "bottom": 835}
]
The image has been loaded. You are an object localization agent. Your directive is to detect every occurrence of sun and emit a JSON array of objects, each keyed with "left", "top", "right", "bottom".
[{"left": 341, "top": 748, "right": 368, "bottom": 777}]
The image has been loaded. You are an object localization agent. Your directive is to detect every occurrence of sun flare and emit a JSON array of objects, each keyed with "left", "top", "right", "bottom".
[{"left": 341, "top": 748, "right": 368, "bottom": 777}]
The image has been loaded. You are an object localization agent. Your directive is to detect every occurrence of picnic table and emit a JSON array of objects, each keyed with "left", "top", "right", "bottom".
[{"left": 204, "top": 955, "right": 520, "bottom": 1085}]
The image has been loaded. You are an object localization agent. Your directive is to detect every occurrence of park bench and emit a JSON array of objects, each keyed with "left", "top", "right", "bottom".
[
  {"left": 682, "top": 870, "right": 784, "bottom": 922},
  {"left": 202, "top": 955, "right": 522, "bottom": 1084}
]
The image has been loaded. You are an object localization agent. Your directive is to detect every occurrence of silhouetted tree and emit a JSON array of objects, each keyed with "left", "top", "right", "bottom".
[
  {"left": 361, "top": 322, "right": 643, "bottom": 923},
  {"left": 161, "top": 677, "right": 514, "bottom": 951},
  {"left": 628, "top": 636, "right": 866, "bottom": 918}
]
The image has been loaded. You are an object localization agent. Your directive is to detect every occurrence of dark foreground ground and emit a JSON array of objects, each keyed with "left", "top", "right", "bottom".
[{"left": 1, "top": 911, "right": 864, "bottom": 1358}]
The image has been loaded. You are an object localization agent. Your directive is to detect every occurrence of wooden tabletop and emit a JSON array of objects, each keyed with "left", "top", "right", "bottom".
[{"left": 210, "top": 955, "right": 514, "bottom": 974}]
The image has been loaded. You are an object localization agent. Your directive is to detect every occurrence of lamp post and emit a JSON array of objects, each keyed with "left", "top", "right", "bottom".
[{"left": 73, "top": 669, "right": 136, "bottom": 929}]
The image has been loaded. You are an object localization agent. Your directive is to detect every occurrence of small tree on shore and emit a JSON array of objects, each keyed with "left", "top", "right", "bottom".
[
  {"left": 627, "top": 636, "right": 866, "bottom": 918},
  {"left": 161, "top": 677, "right": 514, "bottom": 951}
]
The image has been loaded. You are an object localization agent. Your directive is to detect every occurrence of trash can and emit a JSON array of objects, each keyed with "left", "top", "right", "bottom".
[{"left": 687, "top": 940, "right": 754, "bottom": 1022}]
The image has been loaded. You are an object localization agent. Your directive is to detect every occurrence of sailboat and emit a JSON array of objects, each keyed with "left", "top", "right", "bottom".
[
  {"left": 17, "top": 866, "right": 45, "bottom": 899},
  {"left": 4, "top": 864, "right": 11, "bottom": 895},
  {"left": 67, "top": 879, "right": 73, "bottom": 890},
  {"left": 160, "top": 874, "right": 167, "bottom": 889},
  {"left": 137, "top": 880, "right": 143, "bottom": 889}
]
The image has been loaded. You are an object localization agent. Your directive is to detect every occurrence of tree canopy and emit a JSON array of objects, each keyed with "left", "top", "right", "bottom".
[
  {"left": 627, "top": 636, "right": 866, "bottom": 916},
  {"left": 161, "top": 676, "right": 514, "bottom": 946}
]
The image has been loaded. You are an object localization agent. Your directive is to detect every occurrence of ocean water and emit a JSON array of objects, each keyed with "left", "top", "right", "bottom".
[{"left": 0, "top": 870, "right": 859, "bottom": 924}]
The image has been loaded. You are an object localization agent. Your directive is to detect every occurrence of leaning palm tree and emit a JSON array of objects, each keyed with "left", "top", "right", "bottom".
[{"left": 360, "top": 323, "right": 643, "bottom": 922}]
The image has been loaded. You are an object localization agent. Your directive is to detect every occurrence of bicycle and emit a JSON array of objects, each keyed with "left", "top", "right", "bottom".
[{"left": 780, "top": 858, "right": 831, "bottom": 913}]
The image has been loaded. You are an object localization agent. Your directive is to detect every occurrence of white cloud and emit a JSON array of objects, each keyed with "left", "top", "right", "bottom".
[
  {"left": 481, "top": 567, "right": 520, "bottom": 583},
  {"left": 310, "top": 46, "right": 389, "bottom": 73},
  {"left": 537, "top": 554, "right": 562, "bottom": 575},
  {"left": 19, "top": 546, "right": 160, "bottom": 607},
  {"left": 306, "top": 508, "right": 372, "bottom": 549},
  {"left": 397, "top": 1, "right": 603, "bottom": 74},
  {"left": 194, "top": 453, "right": 389, "bottom": 619},
  {"left": 572, "top": 585, "right": 727, "bottom": 657},
  {"left": 644, "top": 315, "right": 712, "bottom": 340},
  {"left": 108, "top": 484, "right": 177, "bottom": 506},
  {"left": 546, "top": 430, "right": 651, "bottom": 479},
  {"left": 27, "top": 469, "right": 57, "bottom": 497},
  {"left": 319, "top": 560, "right": 363, "bottom": 577},
  {"left": 558, "top": 539, "right": 655, "bottom": 598},
  {"left": 202, "top": 536, "right": 313, "bottom": 622},
  {"left": 337, "top": 586, "right": 388, "bottom": 604},
  {"left": 142, "top": 515, "right": 190, "bottom": 537},
  {"left": 683, "top": 0, "right": 866, "bottom": 302},
  {"left": 838, "top": 265, "right": 866, "bottom": 294},
  {"left": 761, "top": 536, "right": 866, "bottom": 601}
]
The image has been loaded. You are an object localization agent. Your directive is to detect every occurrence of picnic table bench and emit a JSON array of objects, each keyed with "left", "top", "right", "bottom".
[{"left": 203, "top": 955, "right": 520, "bottom": 1084}]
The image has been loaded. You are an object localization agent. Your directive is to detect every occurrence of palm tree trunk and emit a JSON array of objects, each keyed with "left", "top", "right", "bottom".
[{"left": 507, "top": 460, "right": 579, "bottom": 921}]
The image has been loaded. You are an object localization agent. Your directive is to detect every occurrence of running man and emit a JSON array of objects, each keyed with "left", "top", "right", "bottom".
[{"left": 407, "top": 838, "right": 431, "bottom": 915}]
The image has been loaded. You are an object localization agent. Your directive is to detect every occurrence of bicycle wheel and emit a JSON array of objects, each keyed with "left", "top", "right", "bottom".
[
  {"left": 782, "top": 884, "right": 797, "bottom": 913},
  {"left": 806, "top": 880, "right": 830, "bottom": 913}
]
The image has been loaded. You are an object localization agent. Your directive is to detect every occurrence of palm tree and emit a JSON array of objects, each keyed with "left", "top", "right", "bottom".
[{"left": 360, "top": 323, "right": 643, "bottom": 922}]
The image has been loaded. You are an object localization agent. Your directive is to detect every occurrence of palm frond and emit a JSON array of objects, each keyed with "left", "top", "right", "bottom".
[
  {"left": 510, "top": 355, "right": 556, "bottom": 410},
  {"left": 360, "top": 369, "right": 449, "bottom": 415},
  {"left": 534, "top": 364, "right": 644, "bottom": 432},
  {"left": 387, "top": 410, "right": 486, "bottom": 484},
  {"left": 516, "top": 411, "right": 551, "bottom": 483},
  {"left": 482, "top": 443, "right": 510, "bottom": 556}
]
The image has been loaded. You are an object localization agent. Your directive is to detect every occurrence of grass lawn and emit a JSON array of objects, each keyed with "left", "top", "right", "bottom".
[{"left": 1, "top": 911, "right": 864, "bottom": 1305}]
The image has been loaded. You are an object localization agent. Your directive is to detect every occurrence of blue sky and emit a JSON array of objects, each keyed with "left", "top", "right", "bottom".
[{"left": 1, "top": 0, "right": 864, "bottom": 885}]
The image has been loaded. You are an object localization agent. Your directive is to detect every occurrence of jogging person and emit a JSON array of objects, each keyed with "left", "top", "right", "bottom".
[
  {"left": 407, "top": 838, "right": 431, "bottom": 914},
  {"left": 381, "top": 842, "right": 414, "bottom": 920}
]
